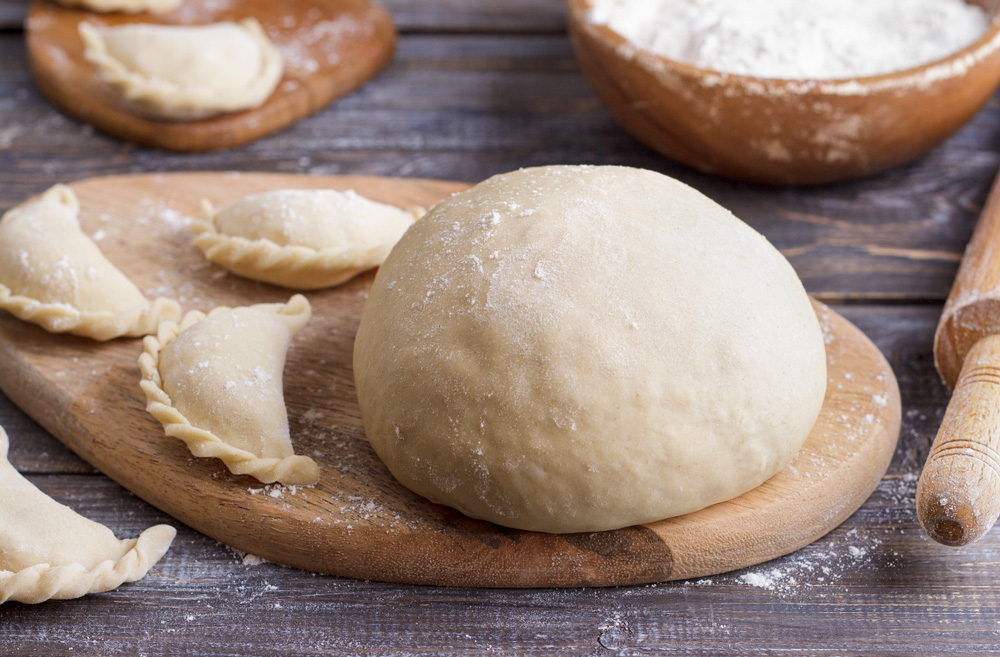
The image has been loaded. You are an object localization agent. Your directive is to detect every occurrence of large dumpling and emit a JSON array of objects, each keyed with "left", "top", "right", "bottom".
[
  {"left": 139, "top": 294, "right": 320, "bottom": 485},
  {"left": 0, "top": 184, "right": 180, "bottom": 340},
  {"left": 79, "top": 19, "right": 283, "bottom": 121},
  {"left": 193, "top": 188, "right": 422, "bottom": 289},
  {"left": 0, "top": 425, "right": 176, "bottom": 604}
]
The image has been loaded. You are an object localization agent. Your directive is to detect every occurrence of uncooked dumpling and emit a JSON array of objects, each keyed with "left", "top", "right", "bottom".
[
  {"left": 0, "top": 425, "right": 176, "bottom": 604},
  {"left": 0, "top": 184, "right": 181, "bottom": 340},
  {"left": 56, "top": 0, "right": 180, "bottom": 13},
  {"left": 140, "top": 294, "right": 320, "bottom": 485},
  {"left": 79, "top": 19, "right": 283, "bottom": 121},
  {"left": 354, "top": 165, "right": 828, "bottom": 533},
  {"left": 193, "top": 189, "right": 423, "bottom": 289}
]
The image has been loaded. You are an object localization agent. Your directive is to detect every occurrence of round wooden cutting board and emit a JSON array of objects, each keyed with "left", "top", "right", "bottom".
[
  {"left": 25, "top": 0, "right": 396, "bottom": 151},
  {"left": 0, "top": 173, "right": 902, "bottom": 588}
]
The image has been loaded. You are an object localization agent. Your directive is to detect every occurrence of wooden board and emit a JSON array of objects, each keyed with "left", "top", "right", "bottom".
[
  {"left": 25, "top": 0, "right": 396, "bottom": 151},
  {"left": 0, "top": 173, "right": 902, "bottom": 588}
]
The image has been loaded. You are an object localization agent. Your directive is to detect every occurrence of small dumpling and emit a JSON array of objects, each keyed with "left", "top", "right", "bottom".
[
  {"left": 55, "top": 0, "right": 180, "bottom": 13},
  {"left": 139, "top": 294, "right": 319, "bottom": 485},
  {"left": 0, "top": 184, "right": 180, "bottom": 341},
  {"left": 79, "top": 19, "right": 283, "bottom": 121},
  {"left": 193, "top": 189, "right": 423, "bottom": 289},
  {"left": 0, "top": 425, "right": 176, "bottom": 604}
]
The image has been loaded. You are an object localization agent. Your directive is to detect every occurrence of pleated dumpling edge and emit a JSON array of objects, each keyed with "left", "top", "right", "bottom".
[
  {"left": 0, "top": 425, "right": 176, "bottom": 605},
  {"left": 0, "top": 184, "right": 181, "bottom": 341},
  {"left": 139, "top": 294, "right": 320, "bottom": 486},
  {"left": 192, "top": 188, "right": 424, "bottom": 289}
]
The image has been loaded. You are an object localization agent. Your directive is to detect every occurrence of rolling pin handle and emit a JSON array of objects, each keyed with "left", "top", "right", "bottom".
[{"left": 917, "top": 334, "right": 1000, "bottom": 546}]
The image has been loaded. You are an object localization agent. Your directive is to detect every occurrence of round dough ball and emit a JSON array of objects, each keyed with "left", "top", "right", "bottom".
[{"left": 353, "top": 165, "right": 827, "bottom": 533}]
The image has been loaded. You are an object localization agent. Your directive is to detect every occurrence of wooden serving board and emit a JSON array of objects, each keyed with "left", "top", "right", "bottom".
[
  {"left": 26, "top": 0, "right": 396, "bottom": 151},
  {"left": 0, "top": 173, "right": 902, "bottom": 588}
]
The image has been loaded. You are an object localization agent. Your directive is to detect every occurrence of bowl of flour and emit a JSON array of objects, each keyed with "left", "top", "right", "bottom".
[{"left": 568, "top": 0, "right": 1000, "bottom": 184}]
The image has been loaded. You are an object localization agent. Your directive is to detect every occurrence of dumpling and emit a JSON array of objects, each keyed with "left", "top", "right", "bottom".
[
  {"left": 193, "top": 189, "right": 423, "bottom": 289},
  {"left": 55, "top": 0, "right": 180, "bottom": 13},
  {"left": 0, "top": 425, "right": 176, "bottom": 604},
  {"left": 0, "top": 184, "right": 181, "bottom": 341},
  {"left": 139, "top": 294, "right": 320, "bottom": 485},
  {"left": 79, "top": 19, "right": 283, "bottom": 121}
]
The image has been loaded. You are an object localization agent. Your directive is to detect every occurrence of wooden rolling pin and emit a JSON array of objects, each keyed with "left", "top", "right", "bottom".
[{"left": 919, "top": 175, "right": 1000, "bottom": 546}]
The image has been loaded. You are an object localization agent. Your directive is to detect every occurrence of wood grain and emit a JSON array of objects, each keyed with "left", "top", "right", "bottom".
[
  {"left": 918, "top": 335, "right": 1000, "bottom": 545},
  {"left": 920, "top": 152, "right": 1000, "bottom": 546},
  {"left": 26, "top": 0, "right": 396, "bottom": 151},
  {"left": 935, "top": 170, "right": 1000, "bottom": 388},
  {"left": 382, "top": 0, "right": 566, "bottom": 33},
  {"left": 0, "top": 172, "right": 900, "bottom": 588}
]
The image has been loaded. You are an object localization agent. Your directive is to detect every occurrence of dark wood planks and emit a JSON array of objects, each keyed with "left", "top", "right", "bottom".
[
  {"left": 382, "top": 0, "right": 566, "bottom": 33},
  {"left": 0, "top": 0, "right": 22, "bottom": 28},
  {"left": 0, "top": 393, "right": 94, "bottom": 474},
  {"left": 0, "top": 0, "right": 569, "bottom": 32}
]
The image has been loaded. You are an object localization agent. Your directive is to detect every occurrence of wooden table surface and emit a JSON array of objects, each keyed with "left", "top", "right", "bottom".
[{"left": 2, "top": 0, "right": 999, "bottom": 654}]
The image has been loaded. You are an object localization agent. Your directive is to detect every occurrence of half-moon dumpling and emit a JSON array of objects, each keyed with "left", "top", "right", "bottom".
[
  {"left": 193, "top": 189, "right": 423, "bottom": 289},
  {"left": 79, "top": 19, "right": 283, "bottom": 121},
  {"left": 139, "top": 294, "right": 320, "bottom": 485},
  {"left": 0, "top": 425, "right": 176, "bottom": 604},
  {"left": 56, "top": 0, "right": 180, "bottom": 13},
  {"left": 0, "top": 184, "right": 181, "bottom": 341}
]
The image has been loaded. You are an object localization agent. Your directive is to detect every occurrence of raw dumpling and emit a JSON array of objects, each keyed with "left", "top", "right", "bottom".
[
  {"left": 0, "top": 184, "right": 181, "bottom": 341},
  {"left": 0, "top": 425, "right": 176, "bottom": 604},
  {"left": 193, "top": 189, "right": 423, "bottom": 289},
  {"left": 79, "top": 19, "right": 283, "bottom": 121},
  {"left": 139, "top": 294, "right": 320, "bottom": 485},
  {"left": 55, "top": 0, "right": 180, "bottom": 13}
]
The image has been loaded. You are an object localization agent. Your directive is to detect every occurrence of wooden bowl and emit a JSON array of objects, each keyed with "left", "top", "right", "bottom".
[{"left": 567, "top": 0, "right": 1000, "bottom": 185}]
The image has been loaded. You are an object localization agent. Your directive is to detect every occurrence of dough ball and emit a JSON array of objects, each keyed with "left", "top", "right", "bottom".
[{"left": 353, "top": 165, "right": 827, "bottom": 533}]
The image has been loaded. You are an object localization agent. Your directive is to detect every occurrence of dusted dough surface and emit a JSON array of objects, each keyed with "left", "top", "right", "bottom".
[
  {"left": 0, "top": 426, "right": 175, "bottom": 604},
  {"left": 55, "top": 0, "right": 180, "bottom": 13},
  {"left": 354, "top": 165, "right": 827, "bottom": 533},
  {"left": 80, "top": 19, "right": 283, "bottom": 121},
  {"left": 140, "top": 295, "right": 320, "bottom": 485},
  {"left": 0, "top": 184, "right": 180, "bottom": 340},
  {"left": 194, "top": 189, "right": 420, "bottom": 289}
]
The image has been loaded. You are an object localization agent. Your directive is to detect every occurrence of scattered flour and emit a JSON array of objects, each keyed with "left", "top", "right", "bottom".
[
  {"left": 588, "top": 0, "right": 991, "bottom": 79},
  {"left": 739, "top": 570, "right": 789, "bottom": 591},
  {"left": 247, "top": 483, "right": 311, "bottom": 499},
  {"left": 226, "top": 545, "right": 271, "bottom": 567},
  {"left": 689, "top": 517, "right": 909, "bottom": 596},
  {"left": 301, "top": 409, "right": 326, "bottom": 426},
  {"left": 242, "top": 553, "right": 270, "bottom": 566},
  {"left": 156, "top": 207, "right": 191, "bottom": 232}
]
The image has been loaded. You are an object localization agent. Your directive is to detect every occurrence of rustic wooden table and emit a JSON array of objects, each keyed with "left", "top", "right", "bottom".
[{"left": 1, "top": 0, "right": 999, "bottom": 654}]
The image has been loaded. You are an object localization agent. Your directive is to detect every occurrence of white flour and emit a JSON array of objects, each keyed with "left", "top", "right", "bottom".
[{"left": 588, "top": 0, "right": 991, "bottom": 79}]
